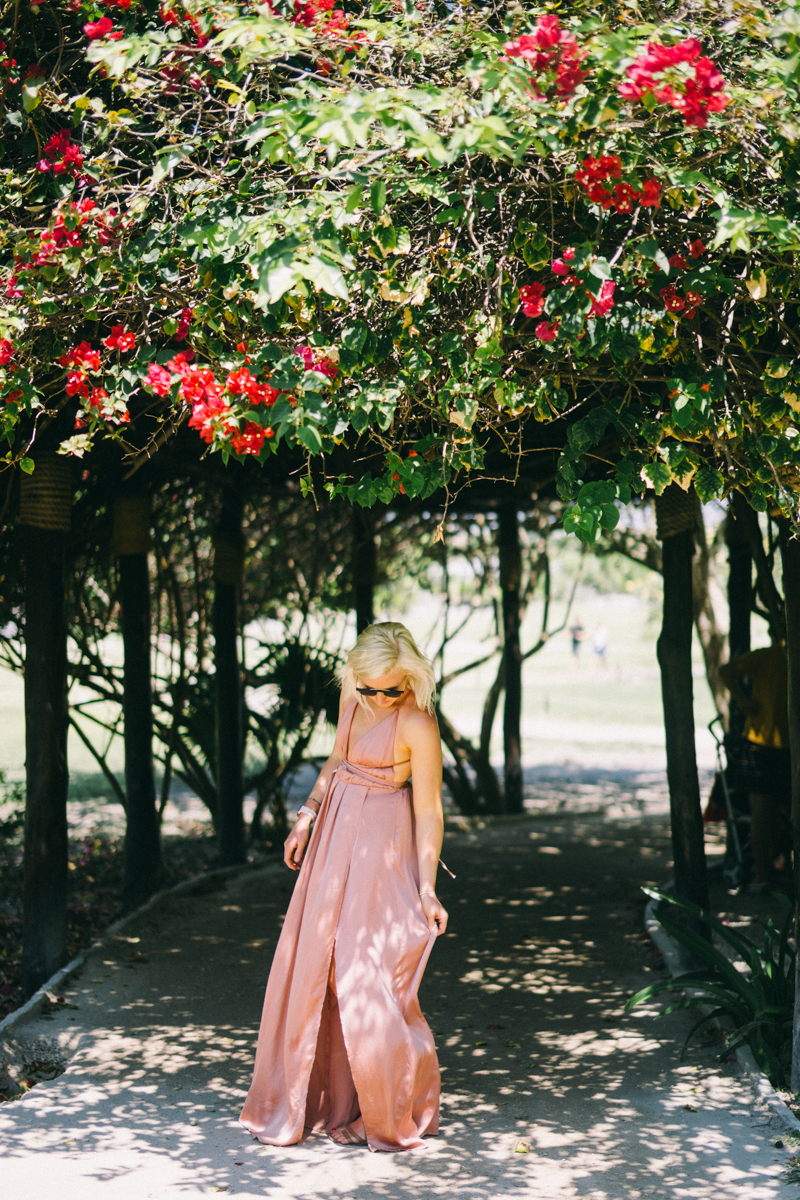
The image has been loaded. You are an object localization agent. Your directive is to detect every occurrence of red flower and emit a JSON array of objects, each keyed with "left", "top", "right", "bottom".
[
  {"left": 60, "top": 341, "right": 101, "bottom": 371},
  {"left": 188, "top": 394, "right": 231, "bottom": 444},
  {"left": 519, "top": 282, "right": 546, "bottom": 317},
  {"left": 552, "top": 258, "right": 569, "bottom": 275},
  {"left": 688, "top": 239, "right": 706, "bottom": 258},
  {"left": 175, "top": 307, "right": 193, "bottom": 341},
  {"left": 613, "top": 182, "right": 640, "bottom": 214},
  {"left": 639, "top": 178, "right": 662, "bottom": 208},
  {"left": 668, "top": 253, "right": 689, "bottom": 271},
  {"left": 66, "top": 371, "right": 89, "bottom": 398},
  {"left": 618, "top": 39, "right": 730, "bottom": 129},
  {"left": 0, "top": 339, "right": 13, "bottom": 366},
  {"left": 84, "top": 16, "right": 114, "bottom": 37},
  {"left": 103, "top": 325, "right": 135, "bottom": 352},
  {"left": 535, "top": 320, "right": 559, "bottom": 343},
  {"left": 684, "top": 291, "right": 702, "bottom": 307},
  {"left": 660, "top": 285, "right": 685, "bottom": 313},
  {"left": 231, "top": 420, "right": 267, "bottom": 456}
]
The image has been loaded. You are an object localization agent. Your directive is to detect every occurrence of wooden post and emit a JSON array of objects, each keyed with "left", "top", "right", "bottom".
[
  {"left": 655, "top": 485, "right": 709, "bottom": 912},
  {"left": 352, "top": 508, "right": 376, "bottom": 634},
  {"left": 115, "top": 494, "right": 161, "bottom": 910},
  {"left": 214, "top": 489, "right": 246, "bottom": 866},
  {"left": 779, "top": 524, "right": 800, "bottom": 1091},
  {"left": 498, "top": 503, "right": 523, "bottom": 814},
  {"left": 20, "top": 455, "right": 72, "bottom": 994},
  {"left": 725, "top": 492, "right": 752, "bottom": 742}
]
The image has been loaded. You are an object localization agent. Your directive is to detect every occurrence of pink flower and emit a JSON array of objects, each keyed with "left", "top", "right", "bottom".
[
  {"left": 504, "top": 15, "right": 587, "bottom": 100},
  {"left": 84, "top": 16, "right": 114, "bottom": 38},
  {"left": 587, "top": 279, "right": 615, "bottom": 317},
  {"left": 552, "top": 258, "right": 569, "bottom": 275},
  {"left": 519, "top": 282, "right": 546, "bottom": 317},
  {"left": 535, "top": 320, "right": 559, "bottom": 343},
  {"left": 143, "top": 363, "right": 176, "bottom": 397},
  {"left": 295, "top": 345, "right": 338, "bottom": 378}
]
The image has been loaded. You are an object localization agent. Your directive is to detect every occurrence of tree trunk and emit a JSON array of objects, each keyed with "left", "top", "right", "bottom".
[
  {"left": 20, "top": 457, "right": 71, "bottom": 994},
  {"left": 352, "top": 507, "right": 376, "bottom": 634},
  {"left": 499, "top": 504, "right": 523, "bottom": 814},
  {"left": 779, "top": 524, "right": 800, "bottom": 1092},
  {"left": 655, "top": 485, "right": 708, "bottom": 913},
  {"left": 214, "top": 489, "right": 246, "bottom": 866},
  {"left": 115, "top": 495, "right": 162, "bottom": 910},
  {"left": 691, "top": 495, "right": 727, "bottom": 719},
  {"left": 725, "top": 492, "right": 752, "bottom": 742}
]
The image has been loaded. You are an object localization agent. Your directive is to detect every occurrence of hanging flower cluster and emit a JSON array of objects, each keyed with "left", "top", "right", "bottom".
[
  {"left": 618, "top": 39, "right": 730, "bottom": 129},
  {"left": 143, "top": 354, "right": 284, "bottom": 456},
  {"left": 4, "top": 201, "right": 124, "bottom": 302},
  {"left": 58, "top": 339, "right": 132, "bottom": 424},
  {"left": 36, "top": 130, "right": 85, "bottom": 179},
  {"left": 519, "top": 282, "right": 545, "bottom": 318},
  {"left": 504, "top": 15, "right": 587, "bottom": 99},
  {"left": 573, "top": 155, "right": 661, "bottom": 212},
  {"left": 83, "top": 15, "right": 123, "bottom": 38}
]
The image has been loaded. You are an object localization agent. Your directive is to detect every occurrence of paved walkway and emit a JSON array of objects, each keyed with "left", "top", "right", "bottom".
[{"left": 1, "top": 813, "right": 795, "bottom": 1199}]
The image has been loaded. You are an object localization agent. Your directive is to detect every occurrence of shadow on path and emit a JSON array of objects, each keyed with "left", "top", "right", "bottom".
[{"left": 0, "top": 811, "right": 793, "bottom": 1199}]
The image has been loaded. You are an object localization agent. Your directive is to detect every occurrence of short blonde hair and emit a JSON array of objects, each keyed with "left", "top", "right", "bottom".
[{"left": 339, "top": 622, "right": 437, "bottom": 715}]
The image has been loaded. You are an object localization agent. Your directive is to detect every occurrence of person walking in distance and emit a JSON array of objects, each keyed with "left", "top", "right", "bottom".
[{"left": 239, "top": 622, "right": 448, "bottom": 1151}]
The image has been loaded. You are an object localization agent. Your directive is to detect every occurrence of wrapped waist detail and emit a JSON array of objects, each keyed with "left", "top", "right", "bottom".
[{"left": 335, "top": 758, "right": 411, "bottom": 793}]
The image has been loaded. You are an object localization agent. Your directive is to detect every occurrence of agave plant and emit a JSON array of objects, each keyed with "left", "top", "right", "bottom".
[{"left": 625, "top": 887, "right": 795, "bottom": 1087}]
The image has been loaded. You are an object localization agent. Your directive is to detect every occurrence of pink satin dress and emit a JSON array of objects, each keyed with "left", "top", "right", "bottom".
[{"left": 239, "top": 699, "right": 440, "bottom": 1152}]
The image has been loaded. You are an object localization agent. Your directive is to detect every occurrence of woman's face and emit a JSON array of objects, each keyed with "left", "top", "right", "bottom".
[{"left": 357, "top": 669, "right": 408, "bottom": 709}]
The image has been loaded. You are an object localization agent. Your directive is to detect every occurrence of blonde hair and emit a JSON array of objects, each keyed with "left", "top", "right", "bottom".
[{"left": 339, "top": 622, "right": 437, "bottom": 715}]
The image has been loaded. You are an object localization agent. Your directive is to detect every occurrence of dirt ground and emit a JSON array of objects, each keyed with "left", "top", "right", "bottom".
[{"left": 0, "top": 811, "right": 796, "bottom": 1200}]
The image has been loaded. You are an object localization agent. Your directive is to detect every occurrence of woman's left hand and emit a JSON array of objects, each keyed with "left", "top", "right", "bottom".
[{"left": 420, "top": 892, "right": 448, "bottom": 935}]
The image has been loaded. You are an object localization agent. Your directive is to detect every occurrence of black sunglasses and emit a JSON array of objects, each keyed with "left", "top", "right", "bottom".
[{"left": 356, "top": 685, "right": 407, "bottom": 698}]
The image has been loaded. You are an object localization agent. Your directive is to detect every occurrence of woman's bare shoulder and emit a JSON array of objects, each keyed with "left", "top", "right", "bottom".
[{"left": 398, "top": 702, "right": 440, "bottom": 745}]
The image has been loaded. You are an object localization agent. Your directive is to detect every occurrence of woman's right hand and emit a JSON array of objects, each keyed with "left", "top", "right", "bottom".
[{"left": 284, "top": 818, "right": 312, "bottom": 871}]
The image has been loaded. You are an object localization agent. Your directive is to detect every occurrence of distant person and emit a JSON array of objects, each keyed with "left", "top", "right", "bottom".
[
  {"left": 239, "top": 622, "right": 446, "bottom": 1151},
  {"left": 720, "top": 639, "right": 790, "bottom": 891},
  {"left": 569, "top": 620, "right": 585, "bottom": 661},
  {"left": 592, "top": 625, "right": 608, "bottom": 666}
]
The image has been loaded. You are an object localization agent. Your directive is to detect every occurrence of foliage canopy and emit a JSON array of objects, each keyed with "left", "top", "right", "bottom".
[{"left": 2, "top": 0, "right": 800, "bottom": 540}]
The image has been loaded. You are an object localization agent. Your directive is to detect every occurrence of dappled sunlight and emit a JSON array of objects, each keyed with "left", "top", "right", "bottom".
[{"left": 0, "top": 818, "right": 793, "bottom": 1198}]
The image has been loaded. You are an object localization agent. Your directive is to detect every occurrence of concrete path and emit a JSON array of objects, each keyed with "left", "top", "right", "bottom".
[{"left": 1, "top": 812, "right": 796, "bottom": 1199}]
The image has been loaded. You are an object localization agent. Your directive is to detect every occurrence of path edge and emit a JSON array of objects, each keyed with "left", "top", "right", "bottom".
[
  {"left": 0, "top": 852, "right": 281, "bottom": 1041},
  {"left": 644, "top": 895, "right": 800, "bottom": 1134}
]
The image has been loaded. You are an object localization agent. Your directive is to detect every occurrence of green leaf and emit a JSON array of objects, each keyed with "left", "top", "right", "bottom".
[
  {"left": 641, "top": 461, "right": 672, "bottom": 495},
  {"left": 370, "top": 179, "right": 387, "bottom": 215},
  {"left": 695, "top": 465, "right": 724, "bottom": 504},
  {"left": 19, "top": 457, "right": 35, "bottom": 475}
]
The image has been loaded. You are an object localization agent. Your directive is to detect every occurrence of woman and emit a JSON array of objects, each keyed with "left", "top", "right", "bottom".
[{"left": 239, "top": 622, "right": 449, "bottom": 1152}]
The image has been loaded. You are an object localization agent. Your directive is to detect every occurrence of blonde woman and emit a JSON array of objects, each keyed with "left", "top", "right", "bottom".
[{"left": 239, "top": 622, "right": 448, "bottom": 1152}]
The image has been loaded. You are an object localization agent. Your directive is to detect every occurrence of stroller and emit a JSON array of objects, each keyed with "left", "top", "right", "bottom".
[{"left": 704, "top": 716, "right": 753, "bottom": 889}]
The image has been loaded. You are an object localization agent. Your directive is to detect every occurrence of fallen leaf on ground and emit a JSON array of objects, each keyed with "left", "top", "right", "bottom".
[
  {"left": 683, "top": 1105, "right": 699, "bottom": 1113},
  {"left": 514, "top": 1141, "right": 530, "bottom": 1153},
  {"left": 474, "top": 1041, "right": 487, "bottom": 1047},
  {"left": 505, "top": 1039, "right": 520, "bottom": 1047}
]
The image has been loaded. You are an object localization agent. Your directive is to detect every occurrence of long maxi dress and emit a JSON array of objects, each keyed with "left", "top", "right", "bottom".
[{"left": 239, "top": 699, "right": 440, "bottom": 1152}]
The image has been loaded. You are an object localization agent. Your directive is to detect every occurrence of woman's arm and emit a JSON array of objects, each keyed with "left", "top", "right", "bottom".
[
  {"left": 284, "top": 695, "right": 347, "bottom": 871},
  {"left": 406, "top": 711, "right": 449, "bottom": 934}
]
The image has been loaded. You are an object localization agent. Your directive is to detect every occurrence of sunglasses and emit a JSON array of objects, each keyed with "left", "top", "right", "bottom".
[{"left": 356, "top": 685, "right": 407, "bottom": 698}]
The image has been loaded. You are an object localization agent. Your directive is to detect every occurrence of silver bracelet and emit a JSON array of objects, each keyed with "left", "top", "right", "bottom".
[{"left": 298, "top": 805, "right": 317, "bottom": 821}]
